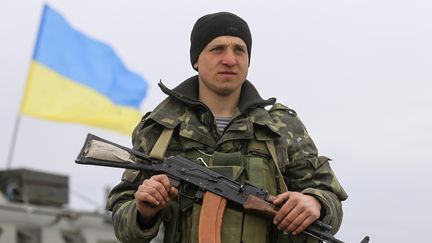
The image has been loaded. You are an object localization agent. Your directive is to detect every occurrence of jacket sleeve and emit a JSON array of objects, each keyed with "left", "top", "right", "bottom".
[
  {"left": 107, "top": 171, "right": 163, "bottom": 242},
  {"left": 106, "top": 116, "right": 166, "bottom": 242},
  {"left": 271, "top": 104, "right": 348, "bottom": 234}
]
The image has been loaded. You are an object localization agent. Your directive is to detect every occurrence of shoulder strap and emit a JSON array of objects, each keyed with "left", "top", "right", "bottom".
[
  {"left": 265, "top": 140, "right": 288, "bottom": 193},
  {"left": 149, "top": 127, "right": 174, "bottom": 160},
  {"left": 266, "top": 103, "right": 291, "bottom": 193}
]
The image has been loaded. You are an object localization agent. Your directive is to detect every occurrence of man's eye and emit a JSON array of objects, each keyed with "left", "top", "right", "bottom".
[
  {"left": 211, "top": 46, "right": 223, "bottom": 51},
  {"left": 235, "top": 47, "right": 246, "bottom": 53}
]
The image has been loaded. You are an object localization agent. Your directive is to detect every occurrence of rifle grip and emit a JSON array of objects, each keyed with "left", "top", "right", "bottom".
[{"left": 243, "top": 195, "right": 278, "bottom": 219}]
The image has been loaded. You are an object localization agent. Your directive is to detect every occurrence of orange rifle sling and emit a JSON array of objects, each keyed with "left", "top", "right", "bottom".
[{"left": 198, "top": 191, "right": 227, "bottom": 243}]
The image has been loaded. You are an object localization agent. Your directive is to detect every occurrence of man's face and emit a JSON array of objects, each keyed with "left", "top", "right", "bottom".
[{"left": 195, "top": 36, "right": 249, "bottom": 97}]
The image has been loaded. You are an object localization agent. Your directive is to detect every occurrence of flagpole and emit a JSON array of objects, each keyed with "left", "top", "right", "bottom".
[
  {"left": 5, "top": 5, "right": 48, "bottom": 170},
  {"left": 6, "top": 115, "right": 22, "bottom": 169}
]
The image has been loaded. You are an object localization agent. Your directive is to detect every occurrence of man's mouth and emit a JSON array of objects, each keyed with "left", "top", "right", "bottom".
[{"left": 218, "top": 71, "right": 237, "bottom": 75}]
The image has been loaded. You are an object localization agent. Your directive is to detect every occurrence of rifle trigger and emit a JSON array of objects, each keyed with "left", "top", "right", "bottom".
[{"left": 195, "top": 189, "right": 204, "bottom": 200}]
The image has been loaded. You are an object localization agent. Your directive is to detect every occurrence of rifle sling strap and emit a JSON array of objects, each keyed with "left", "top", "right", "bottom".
[
  {"left": 198, "top": 191, "right": 227, "bottom": 243},
  {"left": 149, "top": 128, "right": 174, "bottom": 160}
]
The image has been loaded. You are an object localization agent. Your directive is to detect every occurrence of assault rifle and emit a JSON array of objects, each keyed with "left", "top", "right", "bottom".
[{"left": 75, "top": 133, "right": 369, "bottom": 243}]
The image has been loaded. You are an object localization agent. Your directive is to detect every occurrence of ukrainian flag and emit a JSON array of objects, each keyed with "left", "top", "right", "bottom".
[{"left": 20, "top": 5, "right": 147, "bottom": 135}]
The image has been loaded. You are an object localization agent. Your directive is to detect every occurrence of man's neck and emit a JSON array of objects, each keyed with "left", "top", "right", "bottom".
[{"left": 199, "top": 89, "right": 240, "bottom": 118}]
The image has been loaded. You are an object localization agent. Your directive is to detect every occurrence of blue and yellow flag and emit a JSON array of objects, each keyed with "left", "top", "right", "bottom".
[{"left": 20, "top": 5, "right": 147, "bottom": 135}]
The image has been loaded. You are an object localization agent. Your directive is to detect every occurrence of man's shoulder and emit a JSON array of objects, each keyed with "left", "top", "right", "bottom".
[
  {"left": 145, "top": 97, "right": 188, "bottom": 128},
  {"left": 268, "top": 103, "right": 297, "bottom": 118},
  {"left": 266, "top": 102, "right": 310, "bottom": 136},
  {"left": 132, "top": 97, "right": 186, "bottom": 136},
  {"left": 132, "top": 97, "right": 188, "bottom": 151}
]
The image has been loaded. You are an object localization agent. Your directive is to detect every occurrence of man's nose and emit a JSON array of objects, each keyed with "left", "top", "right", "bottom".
[{"left": 221, "top": 50, "right": 236, "bottom": 66}]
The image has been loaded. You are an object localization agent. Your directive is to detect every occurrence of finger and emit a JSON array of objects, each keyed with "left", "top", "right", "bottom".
[
  {"left": 291, "top": 201, "right": 321, "bottom": 234},
  {"left": 273, "top": 197, "right": 296, "bottom": 225},
  {"left": 151, "top": 174, "right": 172, "bottom": 191},
  {"left": 134, "top": 189, "right": 161, "bottom": 208},
  {"left": 292, "top": 215, "right": 315, "bottom": 235},
  {"left": 285, "top": 208, "right": 308, "bottom": 233},
  {"left": 273, "top": 192, "right": 291, "bottom": 206},
  {"left": 138, "top": 180, "right": 168, "bottom": 204},
  {"left": 277, "top": 204, "right": 302, "bottom": 232},
  {"left": 267, "top": 195, "right": 276, "bottom": 203},
  {"left": 146, "top": 178, "right": 170, "bottom": 202},
  {"left": 168, "top": 186, "right": 179, "bottom": 198}
]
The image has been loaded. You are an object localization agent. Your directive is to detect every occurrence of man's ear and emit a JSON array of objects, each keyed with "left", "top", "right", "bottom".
[{"left": 193, "top": 63, "right": 198, "bottom": 70}]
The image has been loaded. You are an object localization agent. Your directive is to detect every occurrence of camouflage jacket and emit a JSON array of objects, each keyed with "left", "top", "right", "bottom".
[{"left": 107, "top": 76, "right": 348, "bottom": 243}]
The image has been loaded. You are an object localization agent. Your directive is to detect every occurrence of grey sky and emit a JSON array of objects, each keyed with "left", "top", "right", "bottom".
[{"left": 1, "top": 1, "right": 431, "bottom": 242}]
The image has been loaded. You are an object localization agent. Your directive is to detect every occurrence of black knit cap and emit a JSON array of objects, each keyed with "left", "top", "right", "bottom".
[{"left": 190, "top": 12, "right": 252, "bottom": 70}]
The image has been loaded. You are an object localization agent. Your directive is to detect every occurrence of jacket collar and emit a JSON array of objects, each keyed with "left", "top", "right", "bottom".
[
  {"left": 158, "top": 75, "right": 276, "bottom": 114},
  {"left": 152, "top": 76, "right": 281, "bottom": 147}
]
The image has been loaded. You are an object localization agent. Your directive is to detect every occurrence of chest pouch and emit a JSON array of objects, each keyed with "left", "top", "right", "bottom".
[
  {"left": 246, "top": 139, "right": 279, "bottom": 195},
  {"left": 211, "top": 151, "right": 244, "bottom": 181}
]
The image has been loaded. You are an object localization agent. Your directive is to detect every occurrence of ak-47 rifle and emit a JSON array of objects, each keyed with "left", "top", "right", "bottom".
[{"left": 75, "top": 133, "right": 369, "bottom": 243}]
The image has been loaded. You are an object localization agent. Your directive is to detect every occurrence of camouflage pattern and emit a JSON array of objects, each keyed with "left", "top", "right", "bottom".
[
  {"left": 268, "top": 103, "right": 348, "bottom": 234},
  {"left": 107, "top": 76, "right": 348, "bottom": 243}
]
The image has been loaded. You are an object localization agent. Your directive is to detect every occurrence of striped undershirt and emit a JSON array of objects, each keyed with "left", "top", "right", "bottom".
[{"left": 215, "top": 117, "right": 231, "bottom": 134}]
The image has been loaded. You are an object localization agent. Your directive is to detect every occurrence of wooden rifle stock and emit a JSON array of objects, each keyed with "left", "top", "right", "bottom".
[{"left": 243, "top": 195, "right": 279, "bottom": 219}]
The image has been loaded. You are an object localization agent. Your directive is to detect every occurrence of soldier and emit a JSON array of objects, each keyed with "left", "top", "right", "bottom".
[{"left": 107, "top": 12, "right": 348, "bottom": 243}]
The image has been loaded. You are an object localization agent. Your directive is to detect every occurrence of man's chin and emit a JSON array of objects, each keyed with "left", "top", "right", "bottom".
[{"left": 214, "top": 86, "right": 241, "bottom": 96}]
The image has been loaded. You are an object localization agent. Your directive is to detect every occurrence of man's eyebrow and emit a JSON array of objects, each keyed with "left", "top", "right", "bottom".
[
  {"left": 208, "top": 43, "right": 228, "bottom": 48},
  {"left": 233, "top": 43, "right": 247, "bottom": 49},
  {"left": 208, "top": 42, "right": 246, "bottom": 48}
]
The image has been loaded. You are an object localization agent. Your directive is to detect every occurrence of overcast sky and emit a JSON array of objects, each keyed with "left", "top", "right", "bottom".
[{"left": 1, "top": 1, "right": 431, "bottom": 242}]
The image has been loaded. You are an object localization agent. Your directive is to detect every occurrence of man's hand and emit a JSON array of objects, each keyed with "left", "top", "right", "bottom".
[
  {"left": 134, "top": 174, "right": 178, "bottom": 224},
  {"left": 271, "top": 191, "right": 321, "bottom": 235}
]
